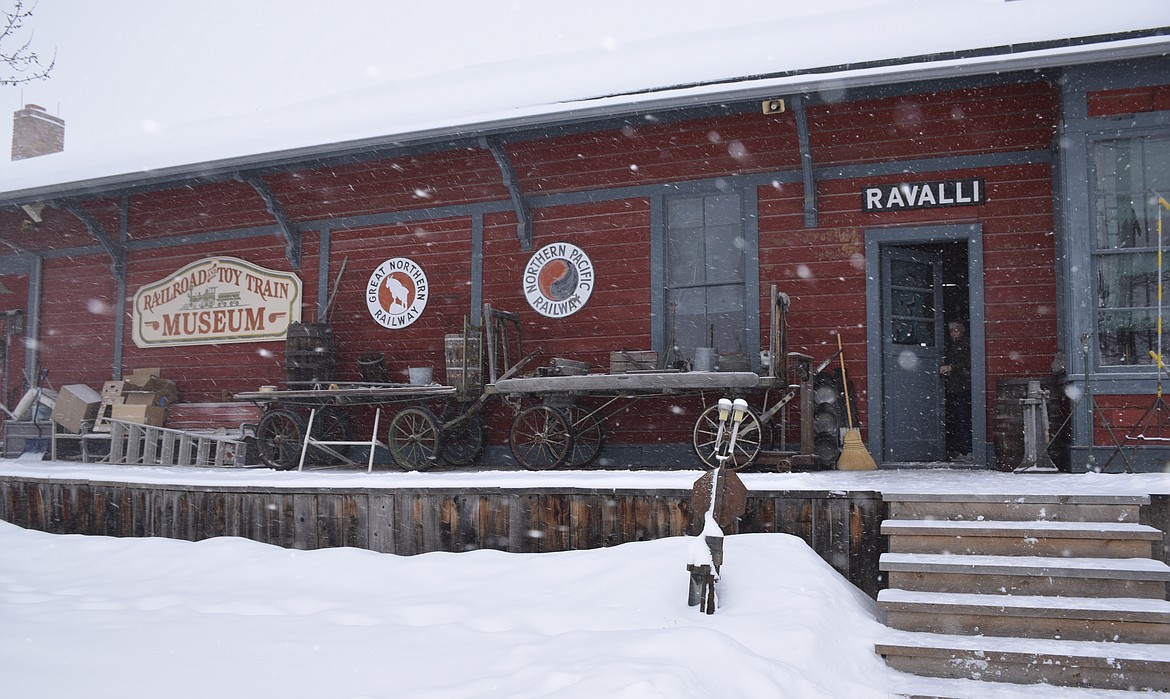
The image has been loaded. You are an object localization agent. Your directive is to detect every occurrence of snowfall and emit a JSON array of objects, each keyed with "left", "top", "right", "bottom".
[
  {"left": 2, "top": 0, "right": 1170, "bottom": 696},
  {"left": 2, "top": 461, "right": 1169, "bottom": 698}
]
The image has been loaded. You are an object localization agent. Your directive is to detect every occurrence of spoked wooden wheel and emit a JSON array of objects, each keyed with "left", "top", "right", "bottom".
[
  {"left": 255, "top": 408, "right": 306, "bottom": 470},
  {"left": 439, "top": 403, "right": 487, "bottom": 466},
  {"left": 566, "top": 405, "right": 604, "bottom": 468},
  {"left": 692, "top": 403, "right": 765, "bottom": 470},
  {"left": 510, "top": 404, "right": 574, "bottom": 470},
  {"left": 388, "top": 407, "right": 443, "bottom": 471}
]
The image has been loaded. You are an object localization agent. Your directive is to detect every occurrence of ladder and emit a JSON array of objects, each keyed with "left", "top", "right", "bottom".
[{"left": 106, "top": 419, "right": 250, "bottom": 467}]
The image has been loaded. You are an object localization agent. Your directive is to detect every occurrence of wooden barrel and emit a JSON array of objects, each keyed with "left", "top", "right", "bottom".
[
  {"left": 993, "top": 378, "right": 1070, "bottom": 472},
  {"left": 285, "top": 322, "right": 336, "bottom": 384}
]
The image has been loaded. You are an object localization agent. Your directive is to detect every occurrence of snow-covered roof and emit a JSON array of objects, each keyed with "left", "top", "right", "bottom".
[{"left": 0, "top": 0, "right": 1167, "bottom": 205}]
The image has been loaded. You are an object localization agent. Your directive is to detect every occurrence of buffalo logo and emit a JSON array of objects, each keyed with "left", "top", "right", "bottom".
[
  {"left": 366, "top": 257, "right": 428, "bottom": 329},
  {"left": 523, "top": 243, "right": 594, "bottom": 318}
]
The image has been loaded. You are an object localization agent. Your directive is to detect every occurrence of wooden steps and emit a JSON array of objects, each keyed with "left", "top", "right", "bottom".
[
  {"left": 878, "top": 631, "right": 1170, "bottom": 691},
  {"left": 877, "top": 492, "right": 1170, "bottom": 693},
  {"left": 880, "top": 589, "right": 1170, "bottom": 643}
]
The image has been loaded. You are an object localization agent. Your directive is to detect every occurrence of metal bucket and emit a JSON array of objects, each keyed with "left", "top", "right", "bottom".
[
  {"left": 693, "top": 347, "right": 716, "bottom": 372},
  {"left": 408, "top": 367, "right": 433, "bottom": 385}
]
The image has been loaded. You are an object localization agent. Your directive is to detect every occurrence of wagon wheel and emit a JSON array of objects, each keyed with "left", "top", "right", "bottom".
[
  {"left": 692, "top": 403, "right": 765, "bottom": 470},
  {"left": 438, "top": 403, "right": 487, "bottom": 466},
  {"left": 255, "top": 408, "right": 306, "bottom": 470},
  {"left": 388, "top": 407, "right": 443, "bottom": 471},
  {"left": 308, "top": 407, "right": 352, "bottom": 465},
  {"left": 566, "top": 405, "right": 605, "bottom": 468},
  {"left": 510, "top": 404, "right": 574, "bottom": 471}
]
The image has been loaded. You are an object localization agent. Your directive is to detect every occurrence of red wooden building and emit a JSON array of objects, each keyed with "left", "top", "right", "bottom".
[{"left": 0, "top": 15, "right": 1168, "bottom": 471}]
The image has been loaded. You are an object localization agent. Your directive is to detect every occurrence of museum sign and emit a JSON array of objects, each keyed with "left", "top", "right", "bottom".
[{"left": 132, "top": 257, "right": 302, "bottom": 348}]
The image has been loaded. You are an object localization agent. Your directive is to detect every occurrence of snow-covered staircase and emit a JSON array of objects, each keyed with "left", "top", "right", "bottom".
[{"left": 875, "top": 493, "right": 1170, "bottom": 693}]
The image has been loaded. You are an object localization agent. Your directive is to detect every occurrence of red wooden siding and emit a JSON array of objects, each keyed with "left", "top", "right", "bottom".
[
  {"left": 0, "top": 273, "right": 29, "bottom": 407},
  {"left": 327, "top": 216, "right": 476, "bottom": 385},
  {"left": 118, "top": 237, "right": 314, "bottom": 402},
  {"left": 761, "top": 166, "right": 1057, "bottom": 445},
  {"left": 264, "top": 149, "right": 508, "bottom": 221},
  {"left": 38, "top": 254, "right": 119, "bottom": 389},
  {"left": 1087, "top": 84, "right": 1170, "bottom": 118},
  {"left": 508, "top": 111, "right": 800, "bottom": 195},
  {"left": 0, "top": 77, "right": 1077, "bottom": 461},
  {"left": 129, "top": 180, "right": 274, "bottom": 239},
  {"left": 808, "top": 83, "right": 1059, "bottom": 166}
]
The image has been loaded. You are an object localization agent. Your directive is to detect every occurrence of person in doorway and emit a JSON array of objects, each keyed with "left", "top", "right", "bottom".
[{"left": 939, "top": 321, "right": 972, "bottom": 461}]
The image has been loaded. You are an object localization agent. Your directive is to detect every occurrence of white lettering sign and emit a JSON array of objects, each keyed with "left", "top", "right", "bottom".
[
  {"left": 862, "top": 178, "right": 985, "bottom": 212},
  {"left": 366, "top": 257, "right": 429, "bottom": 329},
  {"left": 523, "top": 242, "right": 594, "bottom": 318}
]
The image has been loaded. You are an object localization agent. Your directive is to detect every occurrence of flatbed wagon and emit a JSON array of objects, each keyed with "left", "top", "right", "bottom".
[
  {"left": 488, "top": 287, "right": 839, "bottom": 471},
  {"left": 234, "top": 306, "right": 535, "bottom": 471}
]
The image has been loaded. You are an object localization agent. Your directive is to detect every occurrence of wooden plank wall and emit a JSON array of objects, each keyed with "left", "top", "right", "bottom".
[{"left": 0, "top": 476, "right": 885, "bottom": 597}]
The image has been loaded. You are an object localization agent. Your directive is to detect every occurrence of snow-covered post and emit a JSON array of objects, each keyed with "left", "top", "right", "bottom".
[{"left": 685, "top": 397, "right": 748, "bottom": 613}]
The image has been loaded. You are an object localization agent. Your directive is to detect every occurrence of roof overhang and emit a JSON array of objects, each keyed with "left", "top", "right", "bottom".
[{"left": 2, "top": 31, "right": 1168, "bottom": 208}]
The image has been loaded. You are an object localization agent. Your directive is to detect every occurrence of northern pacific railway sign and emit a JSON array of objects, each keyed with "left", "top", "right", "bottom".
[
  {"left": 133, "top": 257, "right": 302, "bottom": 348},
  {"left": 523, "top": 242, "right": 594, "bottom": 318}
]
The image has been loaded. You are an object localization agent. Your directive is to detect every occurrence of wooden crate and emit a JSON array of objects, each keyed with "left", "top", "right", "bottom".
[{"left": 610, "top": 350, "right": 658, "bottom": 373}]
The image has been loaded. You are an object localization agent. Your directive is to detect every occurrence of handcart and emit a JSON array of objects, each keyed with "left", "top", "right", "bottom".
[
  {"left": 486, "top": 286, "right": 840, "bottom": 471},
  {"left": 234, "top": 305, "right": 534, "bottom": 471}
]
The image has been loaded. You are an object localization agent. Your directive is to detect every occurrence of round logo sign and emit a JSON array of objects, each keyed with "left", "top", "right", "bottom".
[
  {"left": 523, "top": 242, "right": 594, "bottom": 318},
  {"left": 366, "top": 257, "right": 428, "bottom": 329}
]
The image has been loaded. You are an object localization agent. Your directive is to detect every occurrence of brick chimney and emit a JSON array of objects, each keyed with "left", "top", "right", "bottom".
[{"left": 11, "top": 104, "right": 64, "bottom": 160}]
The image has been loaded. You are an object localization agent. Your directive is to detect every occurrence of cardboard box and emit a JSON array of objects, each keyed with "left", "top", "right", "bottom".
[
  {"left": 122, "top": 391, "right": 163, "bottom": 407},
  {"left": 101, "top": 381, "right": 125, "bottom": 399},
  {"left": 126, "top": 367, "right": 161, "bottom": 389},
  {"left": 110, "top": 403, "right": 165, "bottom": 427},
  {"left": 142, "top": 377, "right": 180, "bottom": 405},
  {"left": 50, "top": 384, "right": 103, "bottom": 434}
]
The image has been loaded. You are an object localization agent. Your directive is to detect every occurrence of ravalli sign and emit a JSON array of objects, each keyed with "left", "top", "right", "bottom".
[{"left": 862, "top": 178, "right": 985, "bottom": 212}]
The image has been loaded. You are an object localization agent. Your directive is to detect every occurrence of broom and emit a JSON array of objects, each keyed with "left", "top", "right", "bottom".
[{"left": 835, "top": 334, "right": 876, "bottom": 471}]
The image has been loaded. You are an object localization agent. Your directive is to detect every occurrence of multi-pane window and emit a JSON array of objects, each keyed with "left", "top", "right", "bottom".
[
  {"left": 665, "top": 192, "right": 746, "bottom": 360},
  {"left": 889, "top": 257, "right": 937, "bottom": 346},
  {"left": 1094, "top": 135, "right": 1170, "bottom": 366}
]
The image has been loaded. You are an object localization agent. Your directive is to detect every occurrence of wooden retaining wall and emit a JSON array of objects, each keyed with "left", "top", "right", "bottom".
[{"left": 0, "top": 476, "right": 886, "bottom": 597}]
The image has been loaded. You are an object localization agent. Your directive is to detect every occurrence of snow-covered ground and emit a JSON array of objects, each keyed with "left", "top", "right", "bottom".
[
  {"left": 1, "top": 461, "right": 1169, "bottom": 697},
  {"left": 0, "top": 459, "right": 1167, "bottom": 495}
]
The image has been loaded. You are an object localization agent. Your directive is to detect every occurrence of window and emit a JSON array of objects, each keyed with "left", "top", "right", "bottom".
[
  {"left": 1093, "top": 135, "right": 1170, "bottom": 366},
  {"left": 665, "top": 192, "right": 746, "bottom": 360}
]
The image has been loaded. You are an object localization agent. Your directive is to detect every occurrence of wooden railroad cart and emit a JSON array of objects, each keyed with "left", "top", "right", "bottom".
[
  {"left": 234, "top": 305, "right": 534, "bottom": 471},
  {"left": 486, "top": 287, "right": 841, "bottom": 471}
]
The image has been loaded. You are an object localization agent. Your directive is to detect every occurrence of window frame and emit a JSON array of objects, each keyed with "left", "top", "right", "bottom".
[
  {"left": 1088, "top": 129, "right": 1170, "bottom": 371},
  {"left": 650, "top": 185, "right": 760, "bottom": 371}
]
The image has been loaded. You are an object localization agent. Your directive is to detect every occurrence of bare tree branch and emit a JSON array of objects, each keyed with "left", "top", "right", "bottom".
[{"left": 0, "top": 1, "right": 54, "bottom": 86}]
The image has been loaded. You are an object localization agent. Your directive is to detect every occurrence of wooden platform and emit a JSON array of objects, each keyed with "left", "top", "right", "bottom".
[{"left": 0, "top": 473, "right": 885, "bottom": 597}]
